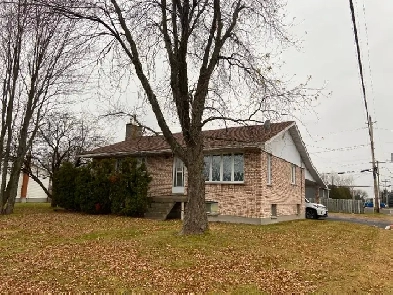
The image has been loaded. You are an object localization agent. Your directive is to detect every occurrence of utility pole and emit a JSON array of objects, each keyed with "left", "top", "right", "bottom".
[
  {"left": 377, "top": 160, "right": 380, "bottom": 201},
  {"left": 369, "top": 117, "right": 380, "bottom": 213}
]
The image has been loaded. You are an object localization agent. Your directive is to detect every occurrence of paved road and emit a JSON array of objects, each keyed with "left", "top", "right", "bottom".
[{"left": 325, "top": 216, "right": 392, "bottom": 229}]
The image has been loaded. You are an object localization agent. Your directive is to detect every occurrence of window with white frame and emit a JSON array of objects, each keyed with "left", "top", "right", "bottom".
[
  {"left": 137, "top": 157, "right": 146, "bottom": 168},
  {"left": 115, "top": 157, "right": 146, "bottom": 172},
  {"left": 291, "top": 164, "right": 296, "bottom": 184},
  {"left": 267, "top": 154, "right": 272, "bottom": 185},
  {"left": 115, "top": 158, "right": 123, "bottom": 172},
  {"left": 204, "top": 153, "right": 244, "bottom": 182}
]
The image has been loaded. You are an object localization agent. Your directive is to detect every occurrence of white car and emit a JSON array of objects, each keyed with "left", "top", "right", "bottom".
[{"left": 305, "top": 198, "right": 328, "bottom": 219}]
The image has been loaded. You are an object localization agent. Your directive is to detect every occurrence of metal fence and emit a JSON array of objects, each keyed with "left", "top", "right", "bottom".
[{"left": 308, "top": 198, "right": 364, "bottom": 214}]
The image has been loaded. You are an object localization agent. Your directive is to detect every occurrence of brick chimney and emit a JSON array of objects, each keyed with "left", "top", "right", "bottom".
[{"left": 125, "top": 115, "right": 143, "bottom": 140}]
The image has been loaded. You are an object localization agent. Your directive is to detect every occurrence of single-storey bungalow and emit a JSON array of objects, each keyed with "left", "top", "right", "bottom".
[{"left": 81, "top": 121, "right": 327, "bottom": 224}]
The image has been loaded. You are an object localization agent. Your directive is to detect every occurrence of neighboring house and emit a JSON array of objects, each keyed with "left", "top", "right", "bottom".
[
  {"left": 81, "top": 121, "right": 327, "bottom": 224},
  {"left": 2, "top": 166, "right": 50, "bottom": 203}
]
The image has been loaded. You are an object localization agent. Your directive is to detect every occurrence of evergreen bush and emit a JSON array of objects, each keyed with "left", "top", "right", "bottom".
[{"left": 53, "top": 157, "right": 151, "bottom": 217}]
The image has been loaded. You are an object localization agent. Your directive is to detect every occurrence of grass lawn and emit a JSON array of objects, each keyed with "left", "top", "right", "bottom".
[
  {"left": 1, "top": 204, "right": 392, "bottom": 293},
  {"left": 329, "top": 212, "right": 393, "bottom": 222}
]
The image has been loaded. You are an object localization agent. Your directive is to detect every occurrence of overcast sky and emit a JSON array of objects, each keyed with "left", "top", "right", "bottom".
[
  {"left": 280, "top": 0, "right": 393, "bottom": 197},
  {"left": 90, "top": 0, "right": 392, "bottom": 198}
]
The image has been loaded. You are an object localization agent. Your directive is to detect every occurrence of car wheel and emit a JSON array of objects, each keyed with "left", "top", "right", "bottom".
[{"left": 306, "top": 208, "right": 317, "bottom": 219}]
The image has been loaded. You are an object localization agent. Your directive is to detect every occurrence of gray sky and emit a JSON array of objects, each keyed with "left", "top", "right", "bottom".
[
  {"left": 280, "top": 0, "right": 393, "bottom": 197},
  {"left": 91, "top": 0, "right": 392, "bottom": 198}
]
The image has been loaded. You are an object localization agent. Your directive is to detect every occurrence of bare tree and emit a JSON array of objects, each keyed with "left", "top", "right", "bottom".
[
  {"left": 321, "top": 172, "right": 354, "bottom": 187},
  {"left": 0, "top": 0, "right": 27, "bottom": 214},
  {"left": 24, "top": 111, "right": 111, "bottom": 200},
  {"left": 43, "top": 0, "right": 319, "bottom": 234},
  {"left": 0, "top": 1, "right": 91, "bottom": 214}
]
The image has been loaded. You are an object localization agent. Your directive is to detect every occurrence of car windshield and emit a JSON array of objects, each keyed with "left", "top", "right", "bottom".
[{"left": 305, "top": 198, "right": 310, "bottom": 203}]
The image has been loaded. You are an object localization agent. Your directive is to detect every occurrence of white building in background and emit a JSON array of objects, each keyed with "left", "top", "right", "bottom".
[
  {"left": 16, "top": 172, "right": 50, "bottom": 203},
  {"left": 1, "top": 168, "right": 50, "bottom": 203}
]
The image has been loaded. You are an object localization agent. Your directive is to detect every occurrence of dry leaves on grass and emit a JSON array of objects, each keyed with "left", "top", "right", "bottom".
[{"left": 0, "top": 204, "right": 392, "bottom": 293}]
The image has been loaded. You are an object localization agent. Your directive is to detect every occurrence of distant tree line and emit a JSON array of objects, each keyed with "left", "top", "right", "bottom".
[{"left": 322, "top": 172, "right": 368, "bottom": 200}]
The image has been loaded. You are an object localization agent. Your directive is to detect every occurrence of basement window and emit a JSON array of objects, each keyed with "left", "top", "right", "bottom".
[
  {"left": 206, "top": 201, "right": 219, "bottom": 216},
  {"left": 271, "top": 204, "right": 277, "bottom": 218}
]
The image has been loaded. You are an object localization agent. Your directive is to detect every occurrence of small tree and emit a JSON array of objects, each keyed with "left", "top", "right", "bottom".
[{"left": 24, "top": 111, "right": 111, "bottom": 201}]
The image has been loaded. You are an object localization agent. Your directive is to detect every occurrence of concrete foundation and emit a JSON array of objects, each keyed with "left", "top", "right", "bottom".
[
  {"left": 208, "top": 214, "right": 304, "bottom": 225},
  {"left": 15, "top": 198, "right": 48, "bottom": 203}
]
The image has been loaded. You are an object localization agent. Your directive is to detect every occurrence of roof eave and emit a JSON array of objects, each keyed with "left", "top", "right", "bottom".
[
  {"left": 288, "top": 125, "right": 327, "bottom": 188},
  {"left": 80, "top": 144, "right": 263, "bottom": 158}
]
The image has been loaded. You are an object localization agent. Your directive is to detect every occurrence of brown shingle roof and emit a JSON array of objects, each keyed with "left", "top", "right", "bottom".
[{"left": 83, "top": 121, "right": 294, "bottom": 157}]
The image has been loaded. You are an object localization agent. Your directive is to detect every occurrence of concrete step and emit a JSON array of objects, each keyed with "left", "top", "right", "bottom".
[
  {"left": 145, "top": 201, "right": 177, "bottom": 220},
  {"left": 149, "top": 203, "right": 174, "bottom": 209}
]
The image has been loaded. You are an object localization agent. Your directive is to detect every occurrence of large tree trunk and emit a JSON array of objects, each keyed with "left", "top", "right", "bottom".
[{"left": 182, "top": 143, "right": 208, "bottom": 235}]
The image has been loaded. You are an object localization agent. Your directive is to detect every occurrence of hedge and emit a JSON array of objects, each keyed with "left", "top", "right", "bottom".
[{"left": 52, "top": 157, "right": 151, "bottom": 216}]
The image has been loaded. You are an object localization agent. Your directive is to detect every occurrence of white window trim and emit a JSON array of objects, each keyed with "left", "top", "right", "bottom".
[
  {"left": 115, "top": 158, "right": 123, "bottom": 172},
  {"left": 267, "top": 154, "right": 272, "bottom": 185},
  {"left": 204, "top": 153, "right": 244, "bottom": 183}
]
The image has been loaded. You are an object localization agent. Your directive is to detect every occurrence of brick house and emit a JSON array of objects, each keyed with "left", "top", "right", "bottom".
[{"left": 81, "top": 121, "right": 326, "bottom": 224}]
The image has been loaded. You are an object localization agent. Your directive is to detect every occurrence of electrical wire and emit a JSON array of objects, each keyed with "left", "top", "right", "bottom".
[
  {"left": 311, "top": 127, "right": 368, "bottom": 142},
  {"left": 348, "top": 0, "right": 371, "bottom": 123},
  {"left": 309, "top": 144, "right": 370, "bottom": 154},
  {"left": 361, "top": 0, "right": 385, "bottom": 160}
]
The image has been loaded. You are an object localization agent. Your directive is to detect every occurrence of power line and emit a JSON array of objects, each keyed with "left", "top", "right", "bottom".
[
  {"left": 361, "top": 0, "right": 376, "bottom": 118},
  {"left": 309, "top": 144, "right": 370, "bottom": 154},
  {"left": 312, "top": 127, "right": 368, "bottom": 142},
  {"left": 361, "top": 0, "right": 384, "bottom": 159}
]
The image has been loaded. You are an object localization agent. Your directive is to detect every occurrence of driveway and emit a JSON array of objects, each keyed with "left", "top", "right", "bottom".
[{"left": 325, "top": 215, "right": 392, "bottom": 229}]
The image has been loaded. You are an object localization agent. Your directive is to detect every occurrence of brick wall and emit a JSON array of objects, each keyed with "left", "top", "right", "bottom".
[
  {"left": 145, "top": 150, "right": 305, "bottom": 220},
  {"left": 260, "top": 152, "right": 305, "bottom": 218},
  {"left": 146, "top": 155, "right": 174, "bottom": 197},
  {"left": 205, "top": 151, "right": 263, "bottom": 218}
]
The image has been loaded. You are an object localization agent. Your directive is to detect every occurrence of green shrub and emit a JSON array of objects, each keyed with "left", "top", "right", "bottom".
[
  {"left": 86, "top": 159, "right": 113, "bottom": 214},
  {"left": 128, "top": 161, "right": 152, "bottom": 217},
  {"left": 53, "top": 157, "right": 151, "bottom": 217},
  {"left": 109, "top": 172, "right": 127, "bottom": 215},
  {"left": 52, "top": 162, "right": 79, "bottom": 211},
  {"left": 115, "top": 158, "right": 152, "bottom": 217},
  {"left": 74, "top": 164, "right": 94, "bottom": 214}
]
